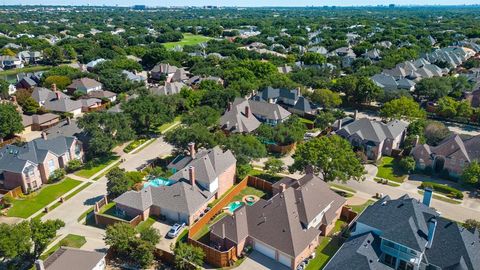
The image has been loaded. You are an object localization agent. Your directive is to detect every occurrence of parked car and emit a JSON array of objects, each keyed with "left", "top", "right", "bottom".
[{"left": 167, "top": 223, "right": 185, "bottom": 238}]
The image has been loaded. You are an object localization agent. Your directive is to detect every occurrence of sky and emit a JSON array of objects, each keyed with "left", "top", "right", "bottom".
[{"left": 2, "top": 0, "right": 480, "bottom": 6}]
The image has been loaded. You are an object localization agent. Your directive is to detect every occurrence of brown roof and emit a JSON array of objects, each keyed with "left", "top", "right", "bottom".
[
  {"left": 67, "top": 78, "right": 102, "bottom": 90},
  {"left": 44, "top": 247, "right": 105, "bottom": 270},
  {"left": 211, "top": 174, "right": 346, "bottom": 257}
]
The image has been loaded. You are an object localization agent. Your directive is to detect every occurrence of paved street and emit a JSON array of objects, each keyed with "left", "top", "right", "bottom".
[{"left": 41, "top": 137, "right": 174, "bottom": 252}]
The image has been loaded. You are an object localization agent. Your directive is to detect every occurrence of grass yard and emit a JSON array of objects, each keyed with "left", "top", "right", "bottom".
[
  {"left": 349, "top": 200, "right": 375, "bottom": 214},
  {"left": 136, "top": 217, "right": 156, "bottom": 233},
  {"left": 232, "top": 186, "right": 267, "bottom": 202},
  {"left": 77, "top": 207, "right": 94, "bottom": 222},
  {"left": 123, "top": 138, "right": 149, "bottom": 153},
  {"left": 40, "top": 234, "right": 86, "bottom": 260},
  {"left": 0, "top": 65, "right": 50, "bottom": 76},
  {"left": 328, "top": 183, "right": 357, "bottom": 193},
  {"left": 192, "top": 212, "right": 229, "bottom": 240},
  {"left": 8, "top": 178, "right": 82, "bottom": 218},
  {"left": 162, "top": 33, "right": 211, "bottom": 49},
  {"left": 74, "top": 155, "right": 119, "bottom": 179},
  {"left": 305, "top": 236, "right": 344, "bottom": 270},
  {"left": 157, "top": 116, "right": 182, "bottom": 134},
  {"left": 376, "top": 157, "right": 407, "bottom": 183}
]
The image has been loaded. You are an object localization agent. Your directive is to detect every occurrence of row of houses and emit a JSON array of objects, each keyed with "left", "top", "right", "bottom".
[{"left": 0, "top": 50, "right": 43, "bottom": 70}]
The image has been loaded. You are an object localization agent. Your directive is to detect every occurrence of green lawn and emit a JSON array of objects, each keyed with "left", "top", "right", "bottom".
[
  {"left": 349, "top": 200, "right": 375, "bottom": 214},
  {"left": 123, "top": 138, "right": 149, "bottom": 153},
  {"left": 8, "top": 178, "right": 82, "bottom": 218},
  {"left": 192, "top": 212, "right": 229, "bottom": 240},
  {"left": 136, "top": 217, "right": 156, "bottom": 233},
  {"left": 157, "top": 116, "right": 182, "bottom": 134},
  {"left": 77, "top": 207, "right": 94, "bottom": 222},
  {"left": 328, "top": 183, "right": 357, "bottom": 193},
  {"left": 305, "top": 236, "right": 344, "bottom": 270},
  {"left": 376, "top": 157, "right": 407, "bottom": 183},
  {"left": 0, "top": 65, "right": 51, "bottom": 76},
  {"left": 232, "top": 186, "right": 266, "bottom": 202},
  {"left": 74, "top": 155, "right": 119, "bottom": 179},
  {"left": 40, "top": 234, "right": 86, "bottom": 260},
  {"left": 162, "top": 33, "right": 211, "bottom": 49}
]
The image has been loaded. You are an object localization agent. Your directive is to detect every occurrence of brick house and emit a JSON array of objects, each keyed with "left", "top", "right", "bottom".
[
  {"left": 114, "top": 144, "right": 237, "bottom": 225},
  {"left": 209, "top": 174, "right": 346, "bottom": 270},
  {"left": 0, "top": 135, "right": 84, "bottom": 193},
  {"left": 335, "top": 118, "right": 408, "bottom": 160},
  {"left": 411, "top": 134, "right": 480, "bottom": 178}
]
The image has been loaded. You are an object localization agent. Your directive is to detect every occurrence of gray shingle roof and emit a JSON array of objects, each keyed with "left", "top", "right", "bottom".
[
  {"left": 211, "top": 174, "right": 345, "bottom": 257},
  {"left": 44, "top": 247, "right": 105, "bottom": 270},
  {"left": 337, "top": 118, "right": 408, "bottom": 143},
  {"left": 220, "top": 98, "right": 261, "bottom": 133},
  {"left": 150, "top": 82, "right": 186, "bottom": 96},
  {"left": 0, "top": 136, "right": 76, "bottom": 173}
]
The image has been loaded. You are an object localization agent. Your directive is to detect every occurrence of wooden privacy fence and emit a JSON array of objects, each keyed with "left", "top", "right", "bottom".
[
  {"left": 189, "top": 176, "right": 249, "bottom": 237},
  {"left": 188, "top": 237, "right": 237, "bottom": 268},
  {"left": 247, "top": 176, "right": 273, "bottom": 193},
  {"left": 93, "top": 196, "right": 143, "bottom": 227},
  {"left": 0, "top": 186, "right": 23, "bottom": 198}
]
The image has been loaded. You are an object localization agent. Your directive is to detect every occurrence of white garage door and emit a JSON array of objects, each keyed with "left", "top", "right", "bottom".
[
  {"left": 254, "top": 241, "right": 276, "bottom": 260},
  {"left": 278, "top": 253, "right": 291, "bottom": 267}
]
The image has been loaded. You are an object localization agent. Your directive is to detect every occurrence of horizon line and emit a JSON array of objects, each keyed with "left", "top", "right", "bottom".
[{"left": 1, "top": 4, "right": 480, "bottom": 8}]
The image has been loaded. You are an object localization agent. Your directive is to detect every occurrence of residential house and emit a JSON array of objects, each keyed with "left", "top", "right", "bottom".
[
  {"left": 150, "top": 63, "right": 179, "bottom": 81},
  {"left": 335, "top": 118, "right": 408, "bottom": 160},
  {"left": 17, "top": 51, "right": 43, "bottom": 64},
  {"left": 150, "top": 82, "right": 187, "bottom": 96},
  {"left": 85, "top": 90, "right": 116, "bottom": 103},
  {"left": 0, "top": 55, "right": 23, "bottom": 69},
  {"left": 362, "top": 48, "right": 382, "bottom": 61},
  {"left": 324, "top": 193, "right": 480, "bottom": 270},
  {"left": 67, "top": 78, "right": 102, "bottom": 94},
  {"left": 22, "top": 113, "right": 60, "bottom": 132},
  {"left": 45, "top": 118, "right": 89, "bottom": 146},
  {"left": 209, "top": 174, "right": 346, "bottom": 269},
  {"left": 85, "top": 59, "right": 106, "bottom": 72},
  {"left": 16, "top": 76, "right": 38, "bottom": 89},
  {"left": 114, "top": 145, "right": 236, "bottom": 225},
  {"left": 254, "top": 86, "right": 318, "bottom": 116},
  {"left": 277, "top": 64, "right": 293, "bottom": 74},
  {"left": 0, "top": 135, "right": 83, "bottom": 193},
  {"left": 220, "top": 97, "right": 291, "bottom": 134},
  {"left": 35, "top": 247, "right": 106, "bottom": 270},
  {"left": 186, "top": 76, "right": 224, "bottom": 87},
  {"left": 411, "top": 134, "right": 480, "bottom": 178},
  {"left": 122, "top": 70, "right": 146, "bottom": 83},
  {"left": 32, "top": 87, "right": 83, "bottom": 117}
]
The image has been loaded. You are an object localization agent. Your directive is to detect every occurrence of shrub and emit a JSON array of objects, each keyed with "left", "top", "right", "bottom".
[
  {"left": 66, "top": 159, "right": 83, "bottom": 173},
  {"left": 2, "top": 194, "right": 13, "bottom": 207},
  {"left": 399, "top": 156, "right": 416, "bottom": 173},
  {"left": 419, "top": 181, "right": 463, "bottom": 199},
  {"left": 48, "top": 169, "right": 66, "bottom": 183}
]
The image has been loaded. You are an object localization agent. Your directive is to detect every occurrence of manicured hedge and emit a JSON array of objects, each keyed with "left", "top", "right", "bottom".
[{"left": 420, "top": 182, "right": 463, "bottom": 199}]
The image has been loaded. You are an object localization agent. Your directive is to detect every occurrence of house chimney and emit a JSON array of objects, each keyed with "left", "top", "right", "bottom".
[
  {"left": 244, "top": 106, "right": 250, "bottom": 118},
  {"left": 305, "top": 165, "right": 314, "bottom": 174},
  {"left": 52, "top": 83, "right": 57, "bottom": 92},
  {"left": 34, "top": 260, "right": 45, "bottom": 270},
  {"left": 337, "top": 118, "right": 343, "bottom": 130},
  {"left": 227, "top": 102, "right": 232, "bottom": 111},
  {"left": 413, "top": 135, "right": 420, "bottom": 147},
  {"left": 279, "top": 183, "right": 287, "bottom": 193},
  {"left": 41, "top": 132, "right": 47, "bottom": 140},
  {"left": 423, "top": 187, "right": 433, "bottom": 207},
  {"left": 354, "top": 109, "right": 358, "bottom": 120},
  {"left": 189, "top": 166, "right": 195, "bottom": 187},
  {"left": 426, "top": 218, "right": 437, "bottom": 249},
  {"left": 55, "top": 91, "right": 60, "bottom": 100},
  {"left": 188, "top": 142, "right": 196, "bottom": 158},
  {"left": 66, "top": 117, "right": 71, "bottom": 125}
]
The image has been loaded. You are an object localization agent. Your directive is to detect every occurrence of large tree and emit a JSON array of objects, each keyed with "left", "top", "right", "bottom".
[
  {"left": 122, "top": 95, "right": 176, "bottom": 133},
  {"left": 174, "top": 242, "right": 205, "bottom": 270},
  {"left": 291, "top": 135, "right": 364, "bottom": 182},
  {"left": 106, "top": 167, "right": 131, "bottom": 198},
  {"left": 0, "top": 221, "right": 32, "bottom": 263},
  {"left": 310, "top": 89, "right": 342, "bottom": 109},
  {"left": 165, "top": 123, "right": 223, "bottom": 151},
  {"left": 461, "top": 161, "right": 480, "bottom": 187},
  {"left": 30, "top": 219, "right": 65, "bottom": 258},
  {"left": 380, "top": 96, "right": 426, "bottom": 121},
  {"left": 224, "top": 134, "right": 267, "bottom": 164},
  {"left": 182, "top": 105, "right": 220, "bottom": 127},
  {"left": 0, "top": 79, "right": 9, "bottom": 99},
  {"left": 0, "top": 103, "right": 24, "bottom": 142}
]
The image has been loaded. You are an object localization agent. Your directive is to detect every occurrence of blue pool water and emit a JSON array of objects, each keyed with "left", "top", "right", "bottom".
[
  {"left": 143, "top": 178, "right": 175, "bottom": 189},
  {"left": 228, "top": 201, "right": 244, "bottom": 212}
]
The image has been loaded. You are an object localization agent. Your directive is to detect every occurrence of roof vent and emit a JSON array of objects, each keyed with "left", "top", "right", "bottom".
[{"left": 381, "top": 201, "right": 387, "bottom": 206}]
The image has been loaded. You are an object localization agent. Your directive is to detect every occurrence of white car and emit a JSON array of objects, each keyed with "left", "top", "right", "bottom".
[{"left": 167, "top": 223, "right": 185, "bottom": 238}]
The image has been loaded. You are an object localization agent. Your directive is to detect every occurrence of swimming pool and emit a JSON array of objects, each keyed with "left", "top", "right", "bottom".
[
  {"left": 228, "top": 201, "right": 244, "bottom": 212},
  {"left": 143, "top": 178, "right": 176, "bottom": 189}
]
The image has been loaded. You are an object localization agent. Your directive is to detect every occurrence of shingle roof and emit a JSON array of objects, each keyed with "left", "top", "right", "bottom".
[
  {"left": 220, "top": 98, "right": 261, "bottom": 133},
  {"left": 337, "top": 118, "right": 408, "bottom": 143},
  {"left": 44, "top": 247, "right": 105, "bottom": 270},
  {"left": 168, "top": 146, "right": 237, "bottom": 185},
  {"left": 150, "top": 82, "right": 186, "bottom": 96},
  {"left": 211, "top": 174, "right": 345, "bottom": 257},
  {"left": 0, "top": 136, "right": 76, "bottom": 173},
  {"left": 67, "top": 78, "right": 102, "bottom": 91}
]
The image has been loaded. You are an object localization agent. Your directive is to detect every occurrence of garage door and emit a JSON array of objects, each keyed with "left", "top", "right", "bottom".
[
  {"left": 254, "top": 241, "right": 276, "bottom": 260},
  {"left": 278, "top": 253, "right": 291, "bottom": 267}
]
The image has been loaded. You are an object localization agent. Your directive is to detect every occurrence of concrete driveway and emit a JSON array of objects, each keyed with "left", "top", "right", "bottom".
[
  {"left": 236, "top": 251, "right": 290, "bottom": 270},
  {"left": 153, "top": 220, "right": 185, "bottom": 252}
]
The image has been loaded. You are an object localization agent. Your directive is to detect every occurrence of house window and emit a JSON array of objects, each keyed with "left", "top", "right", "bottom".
[
  {"left": 384, "top": 254, "right": 396, "bottom": 268},
  {"left": 399, "top": 260, "right": 413, "bottom": 270},
  {"left": 66, "top": 152, "right": 71, "bottom": 162},
  {"left": 75, "top": 144, "right": 81, "bottom": 158},
  {"left": 48, "top": 159, "right": 55, "bottom": 175}
]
